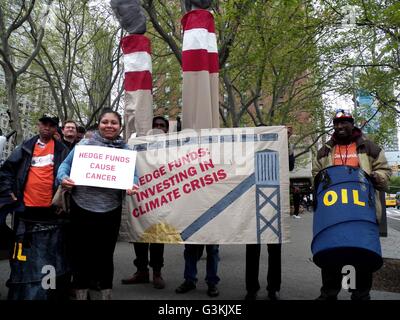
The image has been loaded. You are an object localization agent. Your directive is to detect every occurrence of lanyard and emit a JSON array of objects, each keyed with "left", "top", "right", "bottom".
[{"left": 338, "top": 145, "right": 349, "bottom": 165}]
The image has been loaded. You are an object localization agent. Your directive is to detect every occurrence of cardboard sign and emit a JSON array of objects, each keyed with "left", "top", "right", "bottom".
[
  {"left": 125, "top": 126, "right": 290, "bottom": 244},
  {"left": 70, "top": 145, "right": 137, "bottom": 190}
]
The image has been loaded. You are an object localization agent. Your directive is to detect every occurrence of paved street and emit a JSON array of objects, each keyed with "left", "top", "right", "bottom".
[
  {"left": 387, "top": 208, "right": 400, "bottom": 233},
  {"left": 1, "top": 210, "right": 400, "bottom": 300}
]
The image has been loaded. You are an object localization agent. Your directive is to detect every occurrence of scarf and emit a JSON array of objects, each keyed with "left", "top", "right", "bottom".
[{"left": 81, "top": 131, "right": 127, "bottom": 149}]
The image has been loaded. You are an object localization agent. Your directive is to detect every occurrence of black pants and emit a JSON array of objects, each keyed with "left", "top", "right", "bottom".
[
  {"left": 320, "top": 267, "right": 372, "bottom": 300},
  {"left": 133, "top": 243, "right": 164, "bottom": 273},
  {"left": 293, "top": 193, "right": 301, "bottom": 216},
  {"left": 70, "top": 199, "right": 121, "bottom": 290},
  {"left": 246, "top": 243, "right": 281, "bottom": 293}
]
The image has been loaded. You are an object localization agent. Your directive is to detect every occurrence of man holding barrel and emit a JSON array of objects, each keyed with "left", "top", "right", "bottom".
[{"left": 312, "top": 109, "right": 391, "bottom": 300}]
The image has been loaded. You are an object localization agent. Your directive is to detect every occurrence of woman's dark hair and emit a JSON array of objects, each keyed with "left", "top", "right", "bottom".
[
  {"left": 152, "top": 116, "right": 169, "bottom": 131},
  {"left": 77, "top": 126, "right": 86, "bottom": 134},
  {"left": 176, "top": 116, "right": 182, "bottom": 132},
  {"left": 99, "top": 108, "right": 122, "bottom": 126}
]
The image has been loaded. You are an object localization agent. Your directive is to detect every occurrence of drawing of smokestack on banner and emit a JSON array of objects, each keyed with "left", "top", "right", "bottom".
[
  {"left": 181, "top": 149, "right": 282, "bottom": 243},
  {"left": 111, "top": 0, "right": 153, "bottom": 139},
  {"left": 254, "top": 150, "right": 282, "bottom": 243},
  {"left": 181, "top": 7, "right": 220, "bottom": 129}
]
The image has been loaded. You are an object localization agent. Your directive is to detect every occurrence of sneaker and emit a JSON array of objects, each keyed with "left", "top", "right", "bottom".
[
  {"left": 175, "top": 280, "right": 196, "bottom": 294},
  {"left": 207, "top": 284, "right": 219, "bottom": 297},
  {"left": 153, "top": 272, "right": 165, "bottom": 289},
  {"left": 267, "top": 291, "right": 280, "bottom": 300},
  {"left": 292, "top": 215, "right": 301, "bottom": 219},
  {"left": 121, "top": 271, "right": 150, "bottom": 285}
]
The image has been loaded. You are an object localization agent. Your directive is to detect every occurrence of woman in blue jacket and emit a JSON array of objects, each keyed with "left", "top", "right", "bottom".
[{"left": 57, "top": 108, "right": 138, "bottom": 300}]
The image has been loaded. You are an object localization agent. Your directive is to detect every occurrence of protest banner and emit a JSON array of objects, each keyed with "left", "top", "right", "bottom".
[
  {"left": 126, "top": 126, "right": 290, "bottom": 244},
  {"left": 70, "top": 145, "right": 137, "bottom": 190}
]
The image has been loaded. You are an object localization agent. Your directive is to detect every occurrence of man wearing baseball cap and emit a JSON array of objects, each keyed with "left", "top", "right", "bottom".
[
  {"left": 0, "top": 114, "right": 69, "bottom": 300},
  {"left": 39, "top": 115, "right": 59, "bottom": 125},
  {"left": 312, "top": 109, "right": 391, "bottom": 300}
]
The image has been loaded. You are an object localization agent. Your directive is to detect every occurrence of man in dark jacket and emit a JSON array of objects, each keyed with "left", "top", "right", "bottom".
[
  {"left": 313, "top": 109, "right": 391, "bottom": 300},
  {"left": 0, "top": 115, "right": 69, "bottom": 300},
  {"left": 61, "top": 120, "right": 78, "bottom": 151}
]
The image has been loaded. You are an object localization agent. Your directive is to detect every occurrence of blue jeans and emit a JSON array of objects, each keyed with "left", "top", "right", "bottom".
[
  {"left": 7, "top": 210, "right": 69, "bottom": 300},
  {"left": 183, "top": 244, "right": 220, "bottom": 285}
]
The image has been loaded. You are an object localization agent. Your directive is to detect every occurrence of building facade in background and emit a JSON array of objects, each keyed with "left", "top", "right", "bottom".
[{"left": 357, "top": 89, "right": 399, "bottom": 152}]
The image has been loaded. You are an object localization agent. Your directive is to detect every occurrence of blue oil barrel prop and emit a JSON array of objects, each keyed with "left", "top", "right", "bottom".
[
  {"left": 7, "top": 219, "right": 70, "bottom": 300},
  {"left": 312, "top": 165, "right": 383, "bottom": 272}
]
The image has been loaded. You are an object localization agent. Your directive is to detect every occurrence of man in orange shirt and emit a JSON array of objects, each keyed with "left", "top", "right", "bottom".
[
  {"left": 0, "top": 115, "right": 69, "bottom": 300},
  {"left": 313, "top": 109, "right": 391, "bottom": 300}
]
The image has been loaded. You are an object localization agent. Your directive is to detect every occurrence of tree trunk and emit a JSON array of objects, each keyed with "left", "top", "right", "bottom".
[{"left": 5, "top": 69, "right": 23, "bottom": 145}]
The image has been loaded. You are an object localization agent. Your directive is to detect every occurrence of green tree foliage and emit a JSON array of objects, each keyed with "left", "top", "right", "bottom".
[
  {"left": 142, "top": 0, "right": 183, "bottom": 118},
  {"left": 144, "top": 0, "right": 330, "bottom": 153},
  {"left": 387, "top": 175, "right": 400, "bottom": 194},
  {"left": 2, "top": 0, "right": 398, "bottom": 151},
  {"left": 27, "top": 0, "right": 123, "bottom": 127},
  {"left": 318, "top": 0, "right": 400, "bottom": 145},
  {"left": 0, "top": 0, "right": 53, "bottom": 143}
]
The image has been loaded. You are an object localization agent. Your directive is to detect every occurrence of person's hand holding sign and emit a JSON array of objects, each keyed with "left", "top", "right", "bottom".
[
  {"left": 126, "top": 184, "right": 139, "bottom": 196},
  {"left": 61, "top": 177, "right": 76, "bottom": 190}
]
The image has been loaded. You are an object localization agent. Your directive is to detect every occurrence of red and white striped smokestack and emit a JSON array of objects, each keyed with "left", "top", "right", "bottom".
[
  {"left": 181, "top": 9, "right": 220, "bottom": 130},
  {"left": 121, "top": 34, "right": 153, "bottom": 138}
]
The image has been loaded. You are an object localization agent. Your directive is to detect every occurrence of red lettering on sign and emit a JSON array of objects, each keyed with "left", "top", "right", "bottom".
[
  {"left": 79, "top": 152, "right": 103, "bottom": 160},
  {"left": 132, "top": 188, "right": 181, "bottom": 218},
  {"left": 85, "top": 172, "right": 117, "bottom": 181},
  {"left": 89, "top": 163, "right": 116, "bottom": 171}
]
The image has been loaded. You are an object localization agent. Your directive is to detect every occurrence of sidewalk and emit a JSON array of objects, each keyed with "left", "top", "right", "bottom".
[
  {"left": 1, "top": 210, "right": 399, "bottom": 300},
  {"left": 113, "top": 211, "right": 400, "bottom": 300},
  {"left": 284, "top": 211, "right": 400, "bottom": 300},
  {"left": 381, "top": 222, "right": 400, "bottom": 260}
]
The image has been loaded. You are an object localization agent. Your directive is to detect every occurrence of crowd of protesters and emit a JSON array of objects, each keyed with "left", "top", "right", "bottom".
[{"left": 0, "top": 109, "right": 391, "bottom": 300}]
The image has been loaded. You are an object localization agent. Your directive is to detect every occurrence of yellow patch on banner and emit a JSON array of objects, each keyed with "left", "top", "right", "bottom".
[{"left": 139, "top": 223, "right": 182, "bottom": 243}]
